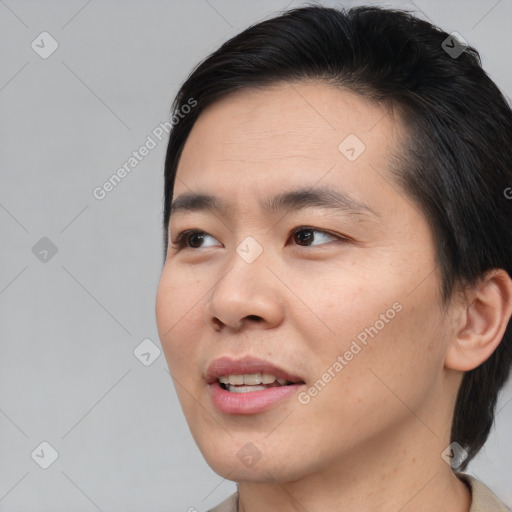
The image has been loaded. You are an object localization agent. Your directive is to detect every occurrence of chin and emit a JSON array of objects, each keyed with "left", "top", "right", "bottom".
[
  {"left": 199, "top": 441, "right": 308, "bottom": 484},
  {"left": 207, "top": 459, "right": 293, "bottom": 483}
]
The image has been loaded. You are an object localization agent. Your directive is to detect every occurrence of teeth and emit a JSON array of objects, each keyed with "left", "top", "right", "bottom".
[
  {"left": 261, "top": 373, "right": 277, "bottom": 384},
  {"left": 218, "top": 373, "right": 287, "bottom": 386},
  {"left": 227, "top": 385, "right": 266, "bottom": 393},
  {"left": 228, "top": 374, "right": 244, "bottom": 385},
  {"left": 243, "top": 373, "right": 261, "bottom": 385}
]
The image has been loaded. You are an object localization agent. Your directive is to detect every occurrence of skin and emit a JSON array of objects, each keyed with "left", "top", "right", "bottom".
[{"left": 155, "top": 81, "right": 512, "bottom": 512}]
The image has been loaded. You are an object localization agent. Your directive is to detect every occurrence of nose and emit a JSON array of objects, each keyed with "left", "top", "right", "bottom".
[{"left": 205, "top": 250, "right": 285, "bottom": 333}]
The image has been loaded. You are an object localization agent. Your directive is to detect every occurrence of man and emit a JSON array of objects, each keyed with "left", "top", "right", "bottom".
[{"left": 155, "top": 5, "right": 512, "bottom": 511}]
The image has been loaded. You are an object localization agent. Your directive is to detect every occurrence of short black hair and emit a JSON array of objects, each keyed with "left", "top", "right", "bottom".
[{"left": 161, "top": 4, "right": 512, "bottom": 470}]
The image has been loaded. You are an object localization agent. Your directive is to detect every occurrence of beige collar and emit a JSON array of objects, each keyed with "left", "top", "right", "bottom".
[{"left": 208, "top": 474, "right": 511, "bottom": 512}]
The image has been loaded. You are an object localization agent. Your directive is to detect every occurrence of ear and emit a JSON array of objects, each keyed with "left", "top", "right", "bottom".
[{"left": 444, "top": 269, "right": 512, "bottom": 371}]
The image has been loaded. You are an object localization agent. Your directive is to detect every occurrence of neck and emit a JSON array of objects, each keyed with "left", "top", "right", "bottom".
[{"left": 236, "top": 420, "right": 472, "bottom": 512}]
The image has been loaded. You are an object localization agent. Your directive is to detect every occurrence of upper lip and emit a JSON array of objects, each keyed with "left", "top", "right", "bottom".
[{"left": 205, "top": 355, "right": 305, "bottom": 385}]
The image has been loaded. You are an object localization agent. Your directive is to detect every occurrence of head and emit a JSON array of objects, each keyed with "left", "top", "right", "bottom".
[{"left": 155, "top": 4, "right": 512, "bottom": 479}]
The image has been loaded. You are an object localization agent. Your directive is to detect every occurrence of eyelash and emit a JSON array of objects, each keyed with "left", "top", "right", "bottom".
[{"left": 171, "top": 226, "right": 348, "bottom": 250}]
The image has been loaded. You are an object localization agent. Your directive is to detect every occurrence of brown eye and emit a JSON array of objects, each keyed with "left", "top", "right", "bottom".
[
  {"left": 293, "top": 229, "right": 314, "bottom": 246},
  {"left": 188, "top": 232, "right": 206, "bottom": 248},
  {"left": 292, "top": 228, "right": 339, "bottom": 247},
  {"left": 172, "top": 230, "right": 221, "bottom": 250}
]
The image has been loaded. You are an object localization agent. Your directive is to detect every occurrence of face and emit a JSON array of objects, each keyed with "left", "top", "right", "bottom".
[{"left": 155, "top": 81, "right": 457, "bottom": 483}]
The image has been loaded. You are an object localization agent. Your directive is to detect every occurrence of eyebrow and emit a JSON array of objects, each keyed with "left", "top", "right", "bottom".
[{"left": 170, "top": 186, "right": 378, "bottom": 219}]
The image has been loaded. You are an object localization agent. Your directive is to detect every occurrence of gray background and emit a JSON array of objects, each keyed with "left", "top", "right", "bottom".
[{"left": 1, "top": 0, "right": 511, "bottom": 510}]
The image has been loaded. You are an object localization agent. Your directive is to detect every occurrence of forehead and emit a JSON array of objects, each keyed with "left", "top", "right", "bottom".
[{"left": 174, "top": 81, "right": 406, "bottom": 218}]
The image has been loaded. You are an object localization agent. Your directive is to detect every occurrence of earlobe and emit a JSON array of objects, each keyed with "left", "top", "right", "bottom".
[{"left": 444, "top": 269, "right": 512, "bottom": 372}]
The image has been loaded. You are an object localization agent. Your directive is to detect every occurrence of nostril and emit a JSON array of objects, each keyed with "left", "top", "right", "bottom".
[
  {"left": 212, "top": 318, "right": 223, "bottom": 331},
  {"left": 245, "top": 315, "right": 263, "bottom": 322},
  {"left": 211, "top": 315, "right": 262, "bottom": 331}
]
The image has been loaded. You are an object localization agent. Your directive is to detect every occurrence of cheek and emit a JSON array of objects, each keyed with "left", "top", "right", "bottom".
[
  {"left": 155, "top": 265, "right": 205, "bottom": 376},
  {"left": 284, "top": 261, "right": 396, "bottom": 358},
  {"left": 308, "top": 291, "right": 447, "bottom": 436},
  {"left": 290, "top": 261, "right": 446, "bottom": 410},
  {"left": 155, "top": 267, "right": 211, "bottom": 428}
]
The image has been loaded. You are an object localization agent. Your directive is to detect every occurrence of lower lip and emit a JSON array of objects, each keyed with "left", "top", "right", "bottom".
[{"left": 208, "top": 381, "right": 303, "bottom": 415}]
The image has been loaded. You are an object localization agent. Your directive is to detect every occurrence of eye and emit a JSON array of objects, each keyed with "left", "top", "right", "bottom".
[
  {"left": 171, "top": 227, "right": 345, "bottom": 250},
  {"left": 171, "top": 230, "right": 221, "bottom": 249},
  {"left": 290, "top": 227, "right": 341, "bottom": 247}
]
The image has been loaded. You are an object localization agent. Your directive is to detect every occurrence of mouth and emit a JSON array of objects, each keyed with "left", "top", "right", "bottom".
[
  {"left": 217, "top": 373, "right": 297, "bottom": 393},
  {"left": 206, "top": 355, "right": 305, "bottom": 389},
  {"left": 205, "top": 355, "right": 306, "bottom": 414}
]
